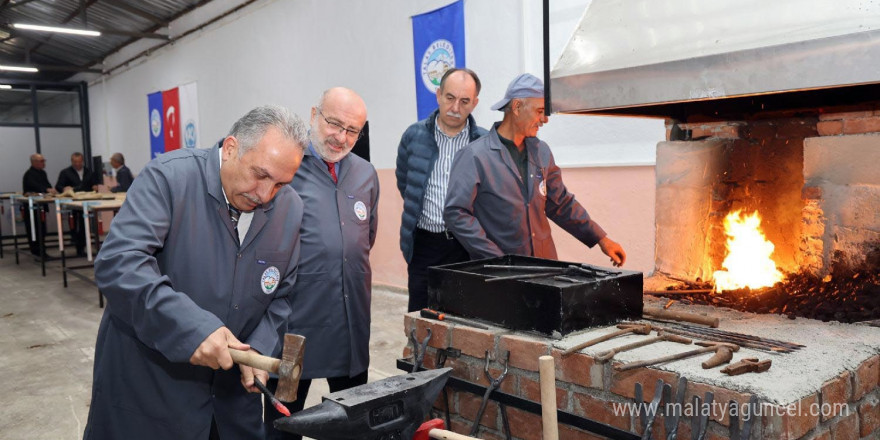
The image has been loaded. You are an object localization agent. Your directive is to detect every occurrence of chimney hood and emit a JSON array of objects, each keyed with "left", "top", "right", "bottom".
[{"left": 550, "top": 0, "right": 880, "bottom": 121}]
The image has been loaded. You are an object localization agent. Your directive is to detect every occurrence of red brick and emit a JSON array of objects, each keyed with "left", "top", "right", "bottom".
[
  {"left": 819, "top": 110, "right": 873, "bottom": 121},
  {"left": 761, "top": 394, "right": 821, "bottom": 440},
  {"left": 477, "top": 430, "right": 503, "bottom": 440},
  {"left": 505, "top": 407, "right": 543, "bottom": 440},
  {"left": 820, "top": 371, "right": 852, "bottom": 421},
  {"left": 559, "top": 425, "right": 605, "bottom": 440},
  {"left": 843, "top": 117, "right": 880, "bottom": 135},
  {"left": 446, "top": 357, "right": 482, "bottom": 385},
  {"left": 517, "top": 375, "right": 568, "bottom": 410},
  {"left": 450, "top": 326, "right": 496, "bottom": 358},
  {"left": 817, "top": 120, "right": 843, "bottom": 136},
  {"left": 449, "top": 417, "right": 471, "bottom": 435},
  {"left": 802, "top": 186, "right": 823, "bottom": 200},
  {"left": 414, "top": 317, "right": 450, "bottom": 349},
  {"left": 610, "top": 366, "right": 679, "bottom": 402},
  {"left": 571, "top": 393, "right": 631, "bottom": 431},
  {"left": 552, "top": 348, "right": 604, "bottom": 389},
  {"left": 498, "top": 333, "right": 550, "bottom": 372},
  {"left": 403, "top": 313, "right": 415, "bottom": 337},
  {"left": 813, "top": 427, "right": 831, "bottom": 440},
  {"left": 830, "top": 410, "right": 859, "bottom": 440},
  {"left": 685, "top": 382, "right": 753, "bottom": 427},
  {"left": 859, "top": 397, "right": 880, "bottom": 437},
  {"left": 853, "top": 355, "right": 880, "bottom": 401},
  {"left": 457, "top": 391, "right": 498, "bottom": 430},
  {"left": 775, "top": 119, "right": 818, "bottom": 139}
]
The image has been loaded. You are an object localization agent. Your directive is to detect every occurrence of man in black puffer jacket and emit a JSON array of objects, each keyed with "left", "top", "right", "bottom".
[{"left": 395, "top": 68, "right": 488, "bottom": 312}]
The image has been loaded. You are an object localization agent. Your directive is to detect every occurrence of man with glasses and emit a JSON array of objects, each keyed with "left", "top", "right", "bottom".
[
  {"left": 264, "top": 88, "right": 378, "bottom": 440},
  {"left": 395, "top": 68, "right": 488, "bottom": 312},
  {"left": 22, "top": 153, "right": 57, "bottom": 255}
]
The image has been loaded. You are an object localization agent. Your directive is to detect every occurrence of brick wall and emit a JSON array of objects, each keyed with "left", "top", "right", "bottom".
[{"left": 404, "top": 313, "right": 880, "bottom": 440}]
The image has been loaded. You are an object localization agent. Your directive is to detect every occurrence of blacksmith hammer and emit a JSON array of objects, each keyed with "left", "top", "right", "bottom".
[
  {"left": 562, "top": 323, "right": 653, "bottom": 357},
  {"left": 274, "top": 368, "right": 452, "bottom": 440},
  {"left": 229, "top": 333, "right": 305, "bottom": 402},
  {"left": 615, "top": 342, "right": 739, "bottom": 371},
  {"left": 721, "top": 358, "right": 772, "bottom": 376},
  {"left": 595, "top": 332, "right": 693, "bottom": 362}
]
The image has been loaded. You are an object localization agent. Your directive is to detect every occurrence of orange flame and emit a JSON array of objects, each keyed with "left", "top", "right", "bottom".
[{"left": 712, "top": 210, "right": 783, "bottom": 293}]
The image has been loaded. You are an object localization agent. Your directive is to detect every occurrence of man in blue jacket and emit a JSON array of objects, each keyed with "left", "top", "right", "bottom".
[
  {"left": 84, "top": 105, "right": 308, "bottom": 440},
  {"left": 396, "top": 68, "right": 488, "bottom": 311},
  {"left": 445, "top": 73, "right": 627, "bottom": 266},
  {"left": 265, "top": 88, "right": 378, "bottom": 440}
]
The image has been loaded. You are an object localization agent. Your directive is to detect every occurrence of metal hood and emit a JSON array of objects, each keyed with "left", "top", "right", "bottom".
[{"left": 550, "top": 0, "right": 880, "bottom": 120}]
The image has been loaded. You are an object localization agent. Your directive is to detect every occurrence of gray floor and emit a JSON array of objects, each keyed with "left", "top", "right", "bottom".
[{"left": 0, "top": 248, "right": 408, "bottom": 439}]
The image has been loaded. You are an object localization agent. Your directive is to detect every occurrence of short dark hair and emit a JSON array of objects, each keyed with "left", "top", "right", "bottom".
[
  {"left": 71, "top": 152, "right": 84, "bottom": 159},
  {"left": 439, "top": 68, "right": 481, "bottom": 95}
]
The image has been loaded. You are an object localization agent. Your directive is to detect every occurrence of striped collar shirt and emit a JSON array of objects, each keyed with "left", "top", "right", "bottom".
[{"left": 417, "top": 117, "right": 471, "bottom": 232}]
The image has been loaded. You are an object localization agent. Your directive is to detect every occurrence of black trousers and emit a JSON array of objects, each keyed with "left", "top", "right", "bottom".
[
  {"left": 264, "top": 370, "right": 369, "bottom": 440},
  {"left": 407, "top": 228, "right": 470, "bottom": 312}
]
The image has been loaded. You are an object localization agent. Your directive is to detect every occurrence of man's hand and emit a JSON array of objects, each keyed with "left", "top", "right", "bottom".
[
  {"left": 239, "top": 362, "right": 269, "bottom": 394},
  {"left": 598, "top": 236, "right": 626, "bottom": 267},
  {"left": 189, "top": 326, "right": 250, "bottom": 370},
  {"left": 47, "top": 187, "right": 58, "bottom": 195}
]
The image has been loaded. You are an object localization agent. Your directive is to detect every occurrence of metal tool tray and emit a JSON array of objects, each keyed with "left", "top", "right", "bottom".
[{"left": 428, "top": 255, "right": 643, "bottom": 336}]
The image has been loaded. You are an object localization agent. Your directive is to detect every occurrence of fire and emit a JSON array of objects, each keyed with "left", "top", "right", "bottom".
[{"left": 712, "top": 210, "right": 783, "bottom": 293}]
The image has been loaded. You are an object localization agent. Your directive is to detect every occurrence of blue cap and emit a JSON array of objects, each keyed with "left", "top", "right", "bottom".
[{"left": 490, "top": 73, "right": 545, "bottom": 111}]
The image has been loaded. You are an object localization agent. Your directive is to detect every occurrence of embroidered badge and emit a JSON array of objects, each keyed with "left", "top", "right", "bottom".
[
  {"left": 354, "top": 201, "right": 368, "bottom": 221},
  {"left": 538, "top": 179, "right": 546, "bottom": 197},
  {"left": 261, "top": 266, "right": 280, "bottom": 294}
]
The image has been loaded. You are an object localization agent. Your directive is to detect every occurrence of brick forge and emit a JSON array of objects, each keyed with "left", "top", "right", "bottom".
[{"left": 402, "top": 302, "right": 880, "bottom": 440}]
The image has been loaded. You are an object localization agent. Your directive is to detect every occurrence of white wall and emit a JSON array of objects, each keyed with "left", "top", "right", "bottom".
[{"left": 82, "top": 0, "right": 664, "bottom": 174}]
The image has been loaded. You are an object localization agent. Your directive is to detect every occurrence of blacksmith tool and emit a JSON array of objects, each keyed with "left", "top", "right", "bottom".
[
  {"left": 595, "top": 332, "right": 692, "bottom": 362},
  {"left": 483, "top": 264, "right": 567, "bottom": 272},
  {"left": 728, "top": 395, "right": 759, "bottom": 440},
  {"left": 643, "top": 307, "right": 720, "bottom": 328},
  {"left": 721, "top": 358, "right": 772, "bottom": 376},
  {"left": 539, "top": 355, "right": 559, "bottom": 440},
  {"left": 663, "top": 377, "right": 688, "bottom": 440},
  {"left": 470, "top": 350, "right": 511, "bottom": 438},
  {"left": 254, "top": 377, "right": 291, "bottom": 416},
  {"left": 409, "top": 328, "right": 432, "bottom": 373},
  {"left": 421, "top": 308, "right": 490, "bottom": 330},
  {"left": 615, "top": 342, "right": 739, "bottom": 371},
  {"left": 274, "top": 368, "right": 451, "bottom": 440},
  {"left": 485, "top": 271, "right": 562, "bottom": 282},
  {"left": 229, "top": 333, "right": 304, "bottom": 402},
  {"left": 435, "top": 347, "right": 461, "bottom": 429},
  {"left": 414, "top": 418, "right": 483, "bottom": 440},
  {"left": 633, "top": 379, "right": 664, "bottom": 440},
  {"left": 690, "top": 391, "right": 714, "bottom": 440},
  {"left": 562, "top": 323, "right": 653, "bottom": 357}
]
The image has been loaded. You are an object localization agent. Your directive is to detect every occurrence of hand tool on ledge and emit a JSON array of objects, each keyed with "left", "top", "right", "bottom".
[
  {"left": 562, "top": 323, "right": 653, "bottom": 357},
  {"left": 643, "top": 306, "right": 720, "bottom": 328},
  {"left": 229, "top": 333, "right": 304, "bottom": 402},
  {"left": 615, "top": 342, "right": 739, "bottom": 371},
  {"left": 470, "top": 350, "right": 511, "bottom": 439},
  {"left": 274, "top": 368, "right": 451, "bottom": 440},
  {"left": 420, "top": 308, "right": 490, "bottom": 330},
  {"left": 721, "top": 358, "right": 772, "bottom": 376},
  {"left": 594, "top": 331, "right": 693, "bottom": 362},
  {"left": 254, "top": 377, "right": 291, "bottom": 416},
  {"left": 655, "top": 323, "right": 803, "bottom": 353}
]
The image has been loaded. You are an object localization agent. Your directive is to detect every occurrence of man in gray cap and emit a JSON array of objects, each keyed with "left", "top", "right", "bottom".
[{"left": 444, "top": 73, "right": 627, "bottom": 265}]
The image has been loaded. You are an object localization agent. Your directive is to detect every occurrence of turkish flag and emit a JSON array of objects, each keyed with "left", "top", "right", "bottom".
[{"left": 162, "top": 87, "right": 181, "bottom": 151}]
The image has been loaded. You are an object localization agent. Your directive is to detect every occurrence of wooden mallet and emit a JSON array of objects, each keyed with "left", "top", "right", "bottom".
[{"left": 229, "top": 333, "right": 305, "bottom": 402}]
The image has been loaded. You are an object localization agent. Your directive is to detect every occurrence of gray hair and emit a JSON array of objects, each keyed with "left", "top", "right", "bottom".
[{"left": 227, "top": 105, "right": 308, "bottom": 156}]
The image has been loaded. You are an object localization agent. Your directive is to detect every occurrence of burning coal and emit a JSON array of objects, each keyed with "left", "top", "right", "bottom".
[{"left": 712, "top": 210, "right": 783, "bottom": 293}]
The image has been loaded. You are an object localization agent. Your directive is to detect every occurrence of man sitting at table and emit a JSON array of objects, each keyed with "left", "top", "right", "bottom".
[{"left": 55, "top": 152, "right": 98, "bottom": 257}]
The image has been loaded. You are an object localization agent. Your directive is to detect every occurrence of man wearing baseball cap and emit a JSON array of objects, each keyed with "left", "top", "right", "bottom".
[{"left": 443, "top": 73, "right": 627, "bottom": 266}]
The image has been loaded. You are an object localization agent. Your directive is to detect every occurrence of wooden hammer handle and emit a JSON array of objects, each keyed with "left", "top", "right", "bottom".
[
  {"left": 562, "top": 328, "right": 630, "bottom": 356},
  {"left": 644, "top": 307, "right": 719, "bottom": 328},
  {"left": 429, "top": 429, "right": 481, "bottom": 440},
  {"left": 229, "top": 348, "right": 281, "bottom": 373}
]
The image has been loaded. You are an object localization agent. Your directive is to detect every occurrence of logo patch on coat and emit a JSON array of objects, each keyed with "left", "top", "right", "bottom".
[
  {"left": 538, "top": 179, "right": 546, "bottom": 197},
  {"left": 261, "top": 266, "right": 280, "bottom": 294},
  {"left": 354, "top": 201, "right": 368, "bottom": 221}
]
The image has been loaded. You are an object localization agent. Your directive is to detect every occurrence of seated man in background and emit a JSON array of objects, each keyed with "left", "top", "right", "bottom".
[
  {"left": 109, "top": 152, "right": 134, "bottom": 192},
  {"left": 444, "top": 73, "right": 627, "bottom": 266},
  {"left": 55, "top": 152, "right": 97, "bottom": 256}
]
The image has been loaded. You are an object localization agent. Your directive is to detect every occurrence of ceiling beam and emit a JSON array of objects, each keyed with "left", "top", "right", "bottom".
[
  {"left": 6, "top": 0, "right": 41, "bottom": 8},
  {"left": 26, "top": 0, "right": 100, "bottom": 55},
  {"left": 99, "top": 0, "right": 167, "bottom": 27},
  {"left": 97, "top": 28, "right": 169, "bottom": 40},
  {"left": 32, "top": 63, "right": 102, "bottom": 73}
]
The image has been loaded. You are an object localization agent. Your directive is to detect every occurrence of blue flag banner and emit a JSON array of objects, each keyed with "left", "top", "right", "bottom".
[
  {"left": 147, "top": 92, "right": 164, "bottom": 158},
  {"left": 412, "top": 0, "right": 465, "bottom": 120}
]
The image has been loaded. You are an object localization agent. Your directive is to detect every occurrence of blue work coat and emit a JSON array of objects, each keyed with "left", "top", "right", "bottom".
[
  {"left": 287, "top": 147, "right": 379, "bottom": 378},
  {"left": 444, "top": 124, "right": 606, "bottom": 259},
  {"left": 84, "top": 146, "right": 303, "bottom": 440}
]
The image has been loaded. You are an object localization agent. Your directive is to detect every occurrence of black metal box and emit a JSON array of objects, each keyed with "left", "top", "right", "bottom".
[{"left": 427, "top": 255, "right": 643, "bottom": 336}]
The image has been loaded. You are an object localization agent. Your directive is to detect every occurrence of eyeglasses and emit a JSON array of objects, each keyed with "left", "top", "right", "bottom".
[{"left": 318, "top": 109, "right": 363, "bottom": 140}]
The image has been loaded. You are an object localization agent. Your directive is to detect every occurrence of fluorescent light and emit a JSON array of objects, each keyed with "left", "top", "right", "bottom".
[
  {"left": 0, "top": 65, "right": 38, "bottom": 72},
  {"left": 13, "top": 23, "right": 101, "bottom": 37},
  {"left": 0, "top": 85, "right": 11, "bottom": 89}
]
